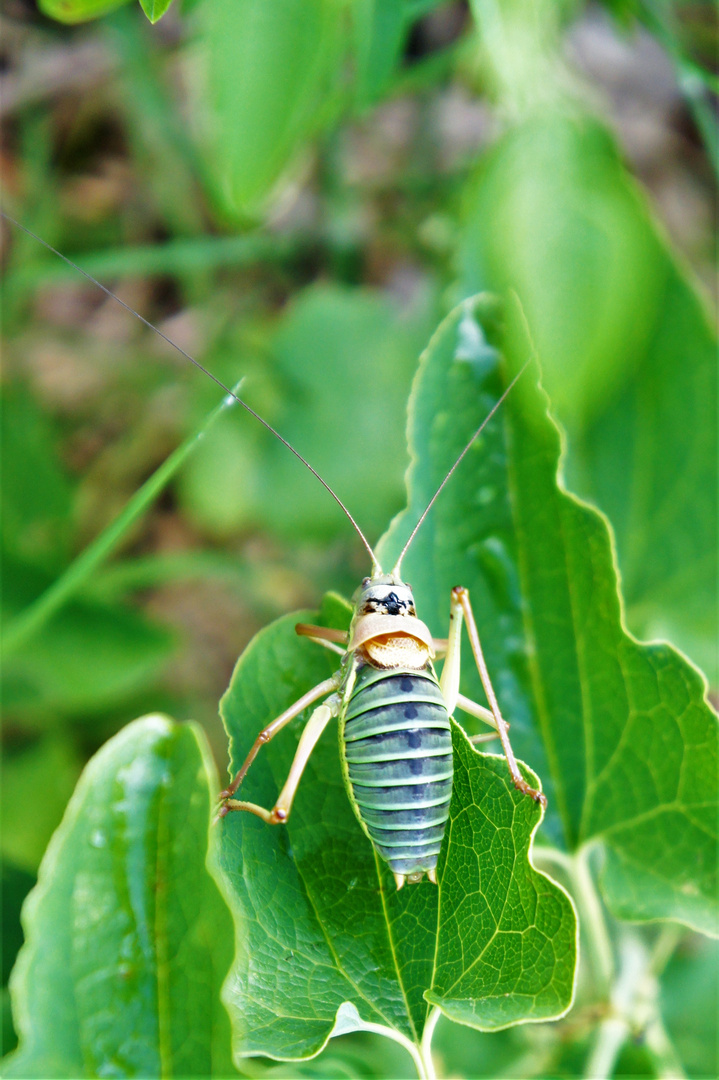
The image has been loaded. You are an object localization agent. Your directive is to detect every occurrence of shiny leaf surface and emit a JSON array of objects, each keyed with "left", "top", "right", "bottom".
[{"left": 5, "top": 716, "right": 236, "bottom": 1079}]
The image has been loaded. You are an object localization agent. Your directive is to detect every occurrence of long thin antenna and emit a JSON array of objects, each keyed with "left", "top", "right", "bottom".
[
  {"left": 392, "top": 358, "right": 531, "bottom": 576},
  {"left": 1, "top": 210, "right": 379, "bottom": 569}
]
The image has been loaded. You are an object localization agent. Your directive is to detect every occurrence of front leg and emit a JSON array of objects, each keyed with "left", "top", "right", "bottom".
[
  {"left": 219, "top": 695, "right": 339, "bottom": 824},
  {"left": 449, "top": 586, "right": 547, "bottom": 806},
  {"left": 220, "top": 674, "right": 338, "bottom": 801}
]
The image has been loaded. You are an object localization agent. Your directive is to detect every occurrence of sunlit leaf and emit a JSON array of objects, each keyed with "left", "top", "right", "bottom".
[
  {"left": 380, "top": 295, "right": 718, "bottom": 934},
  {"left": 463, "top": 112, "right": 718, "bottom": 684},
  {"left": 4, "top": 716, "right": 236, "bottom": 1079},
  {"left": 429, "top": 726, "right": 576, "bottom": 1028}
]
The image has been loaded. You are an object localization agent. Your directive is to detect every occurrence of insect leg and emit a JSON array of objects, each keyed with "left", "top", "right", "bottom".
[
  {"left": 219, "top": 696, "right": 339, "bottom": 824},
  {"left": 450, "top": 586, "right": 546, "bottom": 806},
  {"left": 295, "top": 623, "right": 348, "bottom": 644},
  {"left": 440, "top": 619, "right": 499, "bottom": 739},
  {"left": 295, "top": 624, "right": 348, "bottom": 656},
  {"left": 456, "top": 692, "right": 498, "bottom": 730},
  {"left": 439, "top": 587, "right": 463, "bottom": 714},
  {"left": 219, "top": 675, "right": 339, "bottom": 801}
]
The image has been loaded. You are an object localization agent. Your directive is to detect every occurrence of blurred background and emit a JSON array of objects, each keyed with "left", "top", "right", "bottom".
[{"left": 1, "top": 0, "right": 716, "bottom": 1073}]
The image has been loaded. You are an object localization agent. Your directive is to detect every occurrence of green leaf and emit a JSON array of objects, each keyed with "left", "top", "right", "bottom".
[
  {"left": 572, "top": 264, "right": 718, "bottom": 686},
  {"left": 216, "top": 545, "right": 574, "bottom": 1052},
  {"left": 39, "top": 0, "right": 131, "bottom": 24},
  {"left": 193, "top": 0, "right": 346, "bottom": 217},
  {"left": 379, "top": 295, "right": 718, "bottom": 934},
  {"left": 139, "top": 0, "right": 173, "bottom": 22},
  {"left": 462, "top": 116, "right": 666, "bottom": 429},
  {"left": 462, "top": 112, "right": 718, "bottom": 685},
  {"left": 4, "top": 716, "right": 236, "bottom": 1079}
]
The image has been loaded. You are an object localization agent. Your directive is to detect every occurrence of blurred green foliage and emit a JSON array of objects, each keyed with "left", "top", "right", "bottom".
[{"left": 1, "top": 0, "right": 716, "bottom": 1077}]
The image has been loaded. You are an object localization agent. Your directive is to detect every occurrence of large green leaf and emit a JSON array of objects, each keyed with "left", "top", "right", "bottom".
[
  {"left": 572, "top": 264, "right": 717, "bottom": 686},
  {"left": 215, "top": 323, "right": 577, "bottom": 1060},
  {"left": 4, "top": 716, "right": 236, "bottom": 1079},
  {"left": 378, "top": 295, "right": 718, "bottom": 934},
  {"left": 462, "top": 112, "right": 718, "bottom": 685},
  {"left": 193, "top": 0, "right": 346, "bottom": 217}
]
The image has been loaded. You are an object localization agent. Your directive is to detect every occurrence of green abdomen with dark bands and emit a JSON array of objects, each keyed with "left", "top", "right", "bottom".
[{"left": 340, "top": 664, "right": 453, "bottom": 877}]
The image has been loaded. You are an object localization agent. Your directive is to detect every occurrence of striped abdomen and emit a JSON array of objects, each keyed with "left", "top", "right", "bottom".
[{"left": 340, "top": 663, "right": 453, "bottom": 878}]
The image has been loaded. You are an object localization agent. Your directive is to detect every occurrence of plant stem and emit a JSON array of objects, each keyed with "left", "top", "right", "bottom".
[
  {"left": 582, "top": 925, "right": 687, "bottom": 1080},
  {"left": 420, "top": 1007, "right": 440, "bottom": 1080},
  {"left": 583, "top": 931, "right": 645, "bottom": 1079},
  {"left": 537, "top": 845, "right": 687, "bottom": 1080},
  {"left": 569, "top": 844, "right": 614, "bottom": 999},
  {"left": 2, "top": 386, "right": 242, "bottom": 657},
  {"left": 358, "top": 1022, "right": 431, "bottom": 1080}
]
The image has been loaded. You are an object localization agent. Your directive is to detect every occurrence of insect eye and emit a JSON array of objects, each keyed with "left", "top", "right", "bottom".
[{"left": 362, "top": 577, "right": 370, "bottom": 587}]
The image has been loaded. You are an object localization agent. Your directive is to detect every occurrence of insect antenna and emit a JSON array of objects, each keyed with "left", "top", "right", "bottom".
[
  {"left": 391, "top": 357, "right": 531, "bottom": 578},
  {"left": 1, "top": 210, "right": 380, "bottom": 570}
]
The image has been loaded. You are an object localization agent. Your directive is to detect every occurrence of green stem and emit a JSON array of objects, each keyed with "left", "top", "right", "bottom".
[
  {"left": 359, "top": 1022, "right": 431, "bottom": 1080},
  {"left": 583, "top": 932, "right": 645, "bottom": 1080},
  {"left": 569, "top": 844, "right": 614, "bottom": 999},
  {"left": 537, "top": 846, "right": 687, "bottom": 1080},
  {"left": 419, "top": 1007, "right": 440, "bottom": 1080},
  {"left": 583, "top": 926, "right": 686, "bottom": 1080},
  {"left": 2, "top": 387, "right": 242, "bottom": 657}
]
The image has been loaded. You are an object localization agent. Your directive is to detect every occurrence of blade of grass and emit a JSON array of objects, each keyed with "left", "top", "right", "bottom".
[
  {"left": 2, "top": 386, "right": 242, "bottom": 657},
  {"left": 6, "top": 233, "right": 299, "bottom": 295}
]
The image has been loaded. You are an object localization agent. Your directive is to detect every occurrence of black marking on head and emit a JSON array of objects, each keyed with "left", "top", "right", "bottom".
[{"left": 358, "top": 586, "right": 417, "bottom": 617}]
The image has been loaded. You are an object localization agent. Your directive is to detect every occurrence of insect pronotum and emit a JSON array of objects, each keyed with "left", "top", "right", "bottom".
[{"left": 4, "top": 212, "right": 546, "bottom": 890}]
